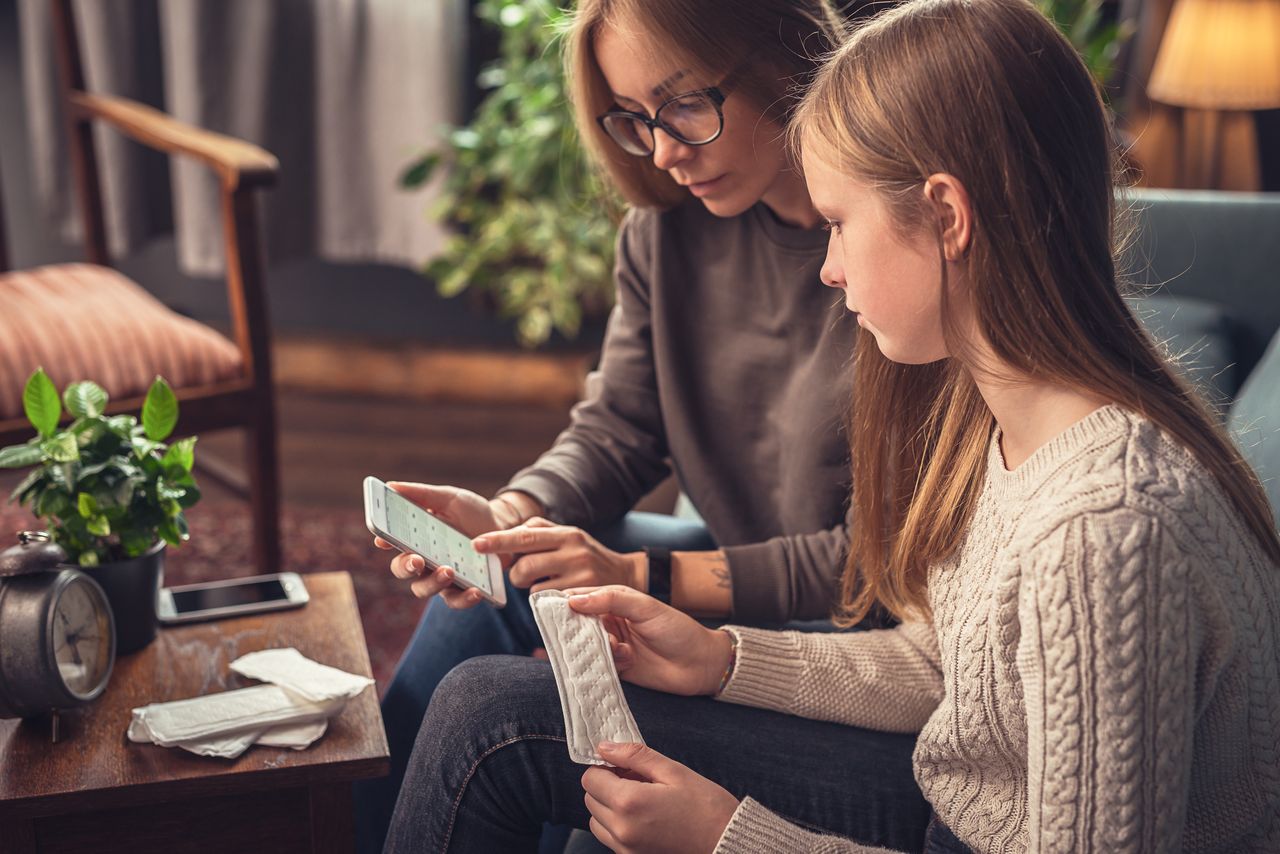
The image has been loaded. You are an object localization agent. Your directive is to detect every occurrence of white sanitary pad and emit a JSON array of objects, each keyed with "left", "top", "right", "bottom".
[
  {"left": 127, "top": 648, "right": 372, "bottom": 759},
  {"left": 529, "top": 590, "right": 644, "bottom": 766}
]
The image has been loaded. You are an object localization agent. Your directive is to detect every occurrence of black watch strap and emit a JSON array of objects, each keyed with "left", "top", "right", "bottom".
[{"left": 644, "top": 546, "right": 672, "bottom": 604}]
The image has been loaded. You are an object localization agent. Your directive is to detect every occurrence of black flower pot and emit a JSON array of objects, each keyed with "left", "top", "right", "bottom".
[{"left": 79, "top": 542, "right": 165, "bottom": 655}]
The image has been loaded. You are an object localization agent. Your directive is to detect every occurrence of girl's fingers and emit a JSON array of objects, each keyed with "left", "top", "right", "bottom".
[
  {"left": 609, "top": 637, "right": 634, "bottom": 670},
  {"left": 588, "top": 816, "right": 622, "bottom": 853},
  {"left": 373, "top": 536, "right": 394, "bottom": 550}
]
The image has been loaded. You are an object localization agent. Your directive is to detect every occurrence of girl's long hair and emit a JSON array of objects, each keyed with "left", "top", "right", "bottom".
[
  {"left": 563, "top": 0, "right": 845, "bottom": 208},
  {"left": 791, "top": 0, "right": 1280, "bottom": 623}
]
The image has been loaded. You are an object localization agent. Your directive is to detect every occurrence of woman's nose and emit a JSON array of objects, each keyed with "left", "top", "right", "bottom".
[{"left": 651, "top": 128, "right": 693, "bottom": 172}]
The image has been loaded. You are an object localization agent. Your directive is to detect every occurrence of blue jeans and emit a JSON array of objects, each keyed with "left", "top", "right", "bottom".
[
  {"left": 384, "top": 656, "right": 932, "bottom": 853},
  {"left": 355, "top": 512, "right": 718, "bottom": 854}
]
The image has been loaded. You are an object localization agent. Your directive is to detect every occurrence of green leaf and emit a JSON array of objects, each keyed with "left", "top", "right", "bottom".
[
  {"left": 0, "top": 442, "right": 44, "bottom": 468},
  {"left": 141, "top": 377, "right": 178, "bottom": 441},
  {"left": 77, "top": 550, "right": 99, "bottom": 567},
  {"left": 9, "top": 467, "right": 44, "bottom": 503},
  {"left": 86, "top": 515, "right": 110, "bottom": 537},
  {"left": 77, "top": 492, "right": 98, "bottom": 518},
  {"left": 120, "top": 531, "right": 153, "bottom": 558},
  {"left": 177, "top": 482, "right": 202, "bottom": 509},
  {"left": 41, "top": 433, "right": 79, "bottom": 463},
  {"left": 36, "top": 486, "right": 70, "bottom": 519},
  {"left": 63, "top": 382, "right": 108, "bottom": 419},
  {"left": 157, "top": 479, "right": 186, "bottom": 501},
  {"left": 132, "top": 436, "right": 161, "bottom": 460},
  {"left": 400, "top": 153, "right": 441, "bottom": 188},
  {"left": 158, "top": 518, "right": 184, "bottom": 547},
  {"left": 106, "top": 415, "right": 137, "bottom": 439},
  {"left": 162, "top": 437, "right": 197, "bottom": 473},
  {"left": 23, "top": 369, "right": 61, "bottom": 438}
]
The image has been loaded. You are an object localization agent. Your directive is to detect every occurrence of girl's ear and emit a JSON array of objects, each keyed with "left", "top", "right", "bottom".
[{"left": 922, "top": 174, "right": 973, "bottom": 262}]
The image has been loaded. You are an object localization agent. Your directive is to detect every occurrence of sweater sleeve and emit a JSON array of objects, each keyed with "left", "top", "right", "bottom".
[
  {"left": 715, "top": 620, "right": 944, "bottom": 734},
  {"left": 1018, "top": 508, "right": 1199, "bottom": 852},
  {"left": 714, "top": 798, "right": 901, "bottom": 853},
  {"left": 501, "top": 209, "right": 671, "bottom": 527}
]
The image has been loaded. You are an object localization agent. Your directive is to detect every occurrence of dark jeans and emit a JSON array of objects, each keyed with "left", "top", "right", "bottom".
[
  {"left": 354, "top": 512, "right": 718, "bottom": 854},
  {"left": 385, "top": 656, "right": 932, "bottom": 853}
]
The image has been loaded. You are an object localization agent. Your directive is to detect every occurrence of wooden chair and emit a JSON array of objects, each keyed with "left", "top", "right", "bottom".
[{"left": 0, "top": 0, "right": 281, "bottom": 574}]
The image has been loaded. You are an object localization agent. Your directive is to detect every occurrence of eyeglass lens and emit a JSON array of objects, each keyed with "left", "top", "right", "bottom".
[{"left": 601, "top": 90, "right": 723, "bottom": 156}]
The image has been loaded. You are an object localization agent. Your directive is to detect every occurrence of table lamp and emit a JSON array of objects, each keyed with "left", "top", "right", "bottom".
[{"left": 1147, "top": 0, "right": 1280, "bottom": 190}]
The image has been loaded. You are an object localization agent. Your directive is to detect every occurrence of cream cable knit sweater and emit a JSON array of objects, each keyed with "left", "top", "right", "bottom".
[{"left": 713, "top": 406, "right": 1280, "bottom": 853}]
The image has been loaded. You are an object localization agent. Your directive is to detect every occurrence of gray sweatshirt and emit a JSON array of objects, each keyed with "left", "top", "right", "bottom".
[{"left": 504, "top": 199, "right": 855, "bottom": 622}]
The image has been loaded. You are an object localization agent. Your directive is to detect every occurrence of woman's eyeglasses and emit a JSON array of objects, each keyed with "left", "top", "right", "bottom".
[{"left": 596, "top": 87, "right": 727, "bottom": 157}]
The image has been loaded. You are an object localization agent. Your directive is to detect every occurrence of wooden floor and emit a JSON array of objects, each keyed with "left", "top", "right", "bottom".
[
  {"left": 192, "top": 387, "right": 678, "bottom": 514},
  {"left": 198, "top": 390, "right": 577, "bottom": 508},
  {"left": 0, "top": 385, "right": 677, "bottom": 518}
]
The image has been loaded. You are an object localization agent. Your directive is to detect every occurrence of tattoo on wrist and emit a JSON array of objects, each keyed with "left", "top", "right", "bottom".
[{"left": 710, "top": 556, "right": 731, "bottom": 590}]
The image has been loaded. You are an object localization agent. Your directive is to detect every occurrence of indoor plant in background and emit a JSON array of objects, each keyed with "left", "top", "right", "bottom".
[
  {"left": 406, "top": 0, "right": 1130, "bottom": 348},
  {"left": 0, "top": 369, "right": 200, "bottom": 654},
  {"left": 401, "top": 0, "right": 620, "bottom": 348}
]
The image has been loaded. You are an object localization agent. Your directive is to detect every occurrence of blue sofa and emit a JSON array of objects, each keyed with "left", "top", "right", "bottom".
[{"left": 1124, "top": 188, "right": 1280, "bottom": 530}]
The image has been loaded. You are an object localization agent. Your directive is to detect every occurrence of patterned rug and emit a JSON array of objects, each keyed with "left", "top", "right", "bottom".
[{"left": 0, "top": 500, "right": 424, "bottom": 698}]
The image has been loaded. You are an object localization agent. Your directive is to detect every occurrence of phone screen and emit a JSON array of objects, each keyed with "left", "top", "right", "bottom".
[
  {"left": 382, "top": 487, "right": 493, "bottom": 595},
  {"left": 172, "top": 578, "right": 289, "bottom": 613}
]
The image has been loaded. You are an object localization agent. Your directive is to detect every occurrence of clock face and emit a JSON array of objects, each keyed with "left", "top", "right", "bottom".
[{"left": 52, "top": 577, "right": 113, "bottom": 697}]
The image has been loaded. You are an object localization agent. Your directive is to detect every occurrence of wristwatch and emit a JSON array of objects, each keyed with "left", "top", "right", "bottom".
[{"left": 643, "top": 546, "right": 672, "bottom": 605}]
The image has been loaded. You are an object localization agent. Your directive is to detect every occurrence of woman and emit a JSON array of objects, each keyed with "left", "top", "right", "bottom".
[
  {"left": 385, "top": 0, "right": 1280, "bottom": 850},
  {"left": 353, "top": 3, "right": 905, "bottom": 851}
]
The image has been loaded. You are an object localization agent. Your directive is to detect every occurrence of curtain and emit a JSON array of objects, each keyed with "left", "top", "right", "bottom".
[{"left": 18, "top": 0, "right": 465, "bottom": 275}]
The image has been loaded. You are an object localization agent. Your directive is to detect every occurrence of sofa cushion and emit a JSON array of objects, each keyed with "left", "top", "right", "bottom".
[
  {"left": 1132, "top": 293, "right": 1239, "bottom": 408},
  {"left": 0, "top": 263, "right": 243, "bottom": 420},
  {"left": 1230, "top": 328, "right": 1280, "bottom": 531}
]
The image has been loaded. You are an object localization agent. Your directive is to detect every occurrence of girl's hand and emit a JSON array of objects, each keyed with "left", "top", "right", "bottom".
[
  {"left": 472, "top": 519, "right": 646, "bottom": 594},
  {"left": 566, "top": 585, "right": 734, "bottom": 696},
  {"left": 583, "top": 741, "right": 739, "bottom": 854}
]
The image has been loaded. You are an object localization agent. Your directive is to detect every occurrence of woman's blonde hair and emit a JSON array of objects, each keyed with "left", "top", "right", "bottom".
[
  {"left": 563, "top": 0, "right": 845, "bottom": 208},
  {"left": 791, "top": 0, "right": 1280, "bottom": 624}
]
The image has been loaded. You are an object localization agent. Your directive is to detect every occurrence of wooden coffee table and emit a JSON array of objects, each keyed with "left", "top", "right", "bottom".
[{"left": 0, "top": 571, "right": 389, "bottom": 854}]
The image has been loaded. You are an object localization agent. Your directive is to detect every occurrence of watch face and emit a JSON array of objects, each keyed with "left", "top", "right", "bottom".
[{"left": 53, "top": 577, "right": 113, "bottom": 697}]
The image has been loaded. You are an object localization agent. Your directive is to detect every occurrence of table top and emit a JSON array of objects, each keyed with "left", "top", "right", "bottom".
[{"left": 0, "top": 571, "right": 389, "bottom": 818}]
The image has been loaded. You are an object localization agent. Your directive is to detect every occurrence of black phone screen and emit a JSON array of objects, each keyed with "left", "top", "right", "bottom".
[{"left": 171, "top": 578, "right": 289, "bottom": 613}]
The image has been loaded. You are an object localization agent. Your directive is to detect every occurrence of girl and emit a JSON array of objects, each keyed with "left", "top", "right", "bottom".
[
  {"left": 355, "top": 3, "right": 908, "bottom": 851},
  {"left": 386, "top": 0, "right": 1280, "bottom": 851}
]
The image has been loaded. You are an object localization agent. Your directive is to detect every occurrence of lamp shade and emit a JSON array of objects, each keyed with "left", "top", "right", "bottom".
[{"left": 1148, "top": 0, "right": 1280, "bottom": 109}]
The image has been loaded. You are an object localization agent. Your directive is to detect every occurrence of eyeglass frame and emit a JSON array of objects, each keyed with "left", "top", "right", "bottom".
[{"left": 595, "top": 86, "right": 729, "bottom": 156}]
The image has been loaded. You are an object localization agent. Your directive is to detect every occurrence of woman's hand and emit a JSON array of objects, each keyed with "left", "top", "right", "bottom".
[
  {"left": 374, "top": 482, "right": 504, "bottom": 608},
  {"left": 583, "top": 741, "right": 739, "bottom": 854},
  {"left": 566, "top": 585, "right": 734, "bottom": 696},
  {"left": 472, "top": 519, "right": 646, "bottom": 594}
]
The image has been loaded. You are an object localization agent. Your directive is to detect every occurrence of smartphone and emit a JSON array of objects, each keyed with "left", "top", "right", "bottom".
[
  {"left": 363, "top": 476, "right": 507, "bottom": 608},
  {"left": 157, "top": 572, "right": 309, "bottom": 625}
]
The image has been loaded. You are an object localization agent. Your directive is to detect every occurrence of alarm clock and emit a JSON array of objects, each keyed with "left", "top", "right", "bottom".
[{"left": 0, "top": 531, "right": 115, "bottom": 741}]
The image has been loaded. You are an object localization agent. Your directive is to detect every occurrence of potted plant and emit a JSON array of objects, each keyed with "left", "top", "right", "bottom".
[
  {"left": 401, "top": 0, "right": 621, "bottom": 348},
  {"left": 0, "top": 369, "right": 200, "bottom": 654}
]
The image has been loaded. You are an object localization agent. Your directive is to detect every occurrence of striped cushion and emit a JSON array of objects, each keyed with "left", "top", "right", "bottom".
[{"left": 0, "top": 263, "right": 243, "bottom": 420}]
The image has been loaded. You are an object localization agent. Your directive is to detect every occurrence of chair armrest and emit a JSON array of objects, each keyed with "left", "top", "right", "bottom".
[{"left": 69, "top": 92, "right": 278, "bottom": 191}]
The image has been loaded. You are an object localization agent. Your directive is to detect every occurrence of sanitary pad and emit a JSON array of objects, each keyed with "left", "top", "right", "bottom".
[
  {"left": 127, "top": 648, "right": 372, "bottom": 759},
  {"left": 529, "top": 590, "right": 644, "bottom": 766}
]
